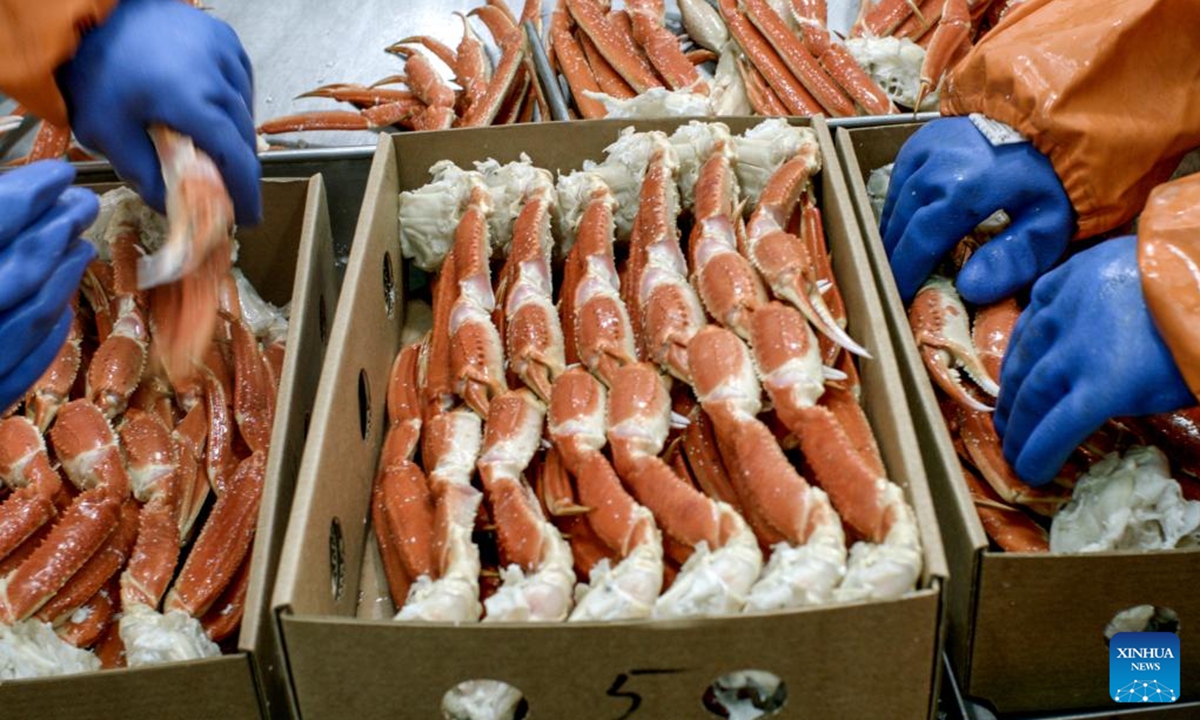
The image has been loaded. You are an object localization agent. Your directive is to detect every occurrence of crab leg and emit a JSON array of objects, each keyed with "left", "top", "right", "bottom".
[
  {"left": 257, "top": 105, "right": 424, "bottom": 135},
  {"left": 559, "top": 174, "right": 638, "bottom": 388},
  {"left": 386, "top": 47, "right": 457, "bottom": 110},
  {"left": 894, "top": 0, "right": 944, "bottom": 37},
  {"left": 961, "top": 462, "right": 1049, "bottom": 552},
  {"left": 566, "top": 0, "right": 663, "bottom": 92},
  {"left": 549, "top": 368, "right": 663, "bottom": 620},
  {"left": 1, "top": 401, "right": 131, "bottom": 623},
  {"left": 739, "top": 0, "right": 856, "bottom": 116},
  {"left": 916, "top": 0, "right": 972, "bottom": 109},
  {"left": 228, "top": 314, "right": 276, "bottom": 454},
  {"left": 59, "top": 578, "right": 120, "bottom": 648},
  {"left": 142, "top": 127, "right": 234, "bottom": 391},
  {"left": 750, "top": 303, "right": 920, "bottom": 600},
  {"left": 200, "top": 554, "right": 252, "bottom": 641},
  {"left": 389, "top": 35, "right": 458, "bottom": 68},
  {"left": 687, "top": 326, "right": 846, "bottom": 609},
  {"left": 909, "top": 276, "right": 998, "bottom": 412},
  {"left": 298, "top": 83, "right": 419, "bottom": 108},
  {"left": 36, "top": 499, "right": 138, "bottom": 627},
  {"left": 973, "top": 298, "right": 1020, "bottom": 384},
  {"left": 164, "top": 450, "right": 265, "bottom": 617},
  {"left": 0, "top": 417, "right": 66, "bottom": 560},
  {"left": 626, "top": 0, "right": 709, "bottom": 93},
  {"left": 502, "top": 186, "right": 566, "bottom": 403},
  {"left": 396, "top": 409, "right": 485, "bottom": 622},
  {"left": 746, "top": 150, "right": 871, "bottom": 359},
  {"left": 25, "top": 311, "right": 83, "bottom": 432},
  {"left": 449, "top": 183, "right": 508, "bottom": 418},
  {"left": 627, "top": 143, "right": 706, "bottom": 383},
  {"left": 737, "top": 55, "right": 789, "bottom": 116},
  {"left": 478, "top": 390, "right": 575, "bottom": 622},
  {"left": 607, "top": 364, "right": 762, "bottom": 617},
  {"left": 851, "top": 0, "right": 924, "bottom": 38},
  {"left": 453, "top": 12, "right": 494, "bottom": 115},
  {"left": 118, "top": 410, "right": 184, "bottom": 609},
  {"left": 717, "top": 0, "right": 822, "bottom": 115},
  {"left": 461, "top": 6, "right": 530, "bottom": 127},
  {"left": 688, "top": 137, "right": 767, "bottom": 340},
  {"left": 373, "top": 342, "right": 437, "bottom": 608},
  {"left": 959, "top": 408, "right": 1069, "bottom": 516},
  {"left": 577, "top": 30, "right": 638, "bottom": 99},
  {"left": 8, "top": 122, "right": 71, "bottom": 165},
  {"left": 173, "top": 402, "right": 210, "bottom": 540},
  {"left": 87, "top": 228, "right": 149, "bottom": 419},
  {"left": 797, "top": 21, "right": 895, "bottom": 114},
  {"left": 550, "top": 8, "right": 609, "bottom": 118}
]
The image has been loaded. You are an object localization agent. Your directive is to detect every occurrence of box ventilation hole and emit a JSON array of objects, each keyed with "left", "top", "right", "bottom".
[
  {"left": 358, "top": 369, "right": 371, "bottom": 441},
  {"left": 382, "top": 251, "right": 396, "bottom": 316},
  {"left": 702, "top": 671, "right": 787, "bottom": 719},
  {"left": 318, "top": 294, "right": 328, "bottom": 344},
  {"left": 329, "top": 516, "right": 345, "bottom": 602},
  {"left": 441, "top": 680, "right": 528, "bottom": 720},
  {"left": 1105, "top": 605, "right": 1180, "bottom": 644}
]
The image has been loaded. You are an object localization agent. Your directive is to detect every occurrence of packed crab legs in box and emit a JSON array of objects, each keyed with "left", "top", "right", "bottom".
[
  {"left": 0, "top": 132, "right": 286, "bottom": 680},
  {"left": 866, "top": 165, "right": 1200, "bottom": 557},
  {"left": 372, "top": 118, "right": 922, "bottom": 626}
]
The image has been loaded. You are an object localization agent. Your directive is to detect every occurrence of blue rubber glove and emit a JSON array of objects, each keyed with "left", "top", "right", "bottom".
[
  {"left": 0, "top": 162, "right": 98, "bottom": 411},
  {"left": 994, "top": 237, "right": 1194, "bottom": 486},
  {"left": 59, "top": 0, "right": 261, "bottom": 225},
  {"left": 880, "top": 116, "right": 1076, "bottom": 305}
]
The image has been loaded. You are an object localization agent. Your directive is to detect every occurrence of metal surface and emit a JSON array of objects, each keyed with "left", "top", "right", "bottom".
[
  {"left": 527, "top": 20, "right": 570, "bottom": 121},
  {"left": 829, "top": 111, "right": 942, "bottom": 128},
  {"left": 0, "top": 114, "right": 37, "bottom": 159}
]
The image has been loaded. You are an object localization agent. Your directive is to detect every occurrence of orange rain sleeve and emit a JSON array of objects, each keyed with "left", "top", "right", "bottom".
[
  {"left": 941, "top": 0, "right": 1200, "bottom": 241},
  {"left": 0, "top": 0, "right": 118, "bottom": 127},
  {"left": 1139, "top": 174, "right": 1200, "bottom": 398}
]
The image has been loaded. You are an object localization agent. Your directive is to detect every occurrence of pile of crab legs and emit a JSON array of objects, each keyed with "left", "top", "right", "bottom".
[
  {"left": 544, "top": 0, "right": 1024, "bottom": 120},
  {"left": 372, "top": 120, "right": 922, "bottom": 625},
  {"left": 258, "top": 0, "right": 550, "bottom": 140},
  {"left": 0, "top": 129, "right": 283, "bottom": 675},
  {"left": 909, "top": 254, "right": 1200, "bottom": 555}
]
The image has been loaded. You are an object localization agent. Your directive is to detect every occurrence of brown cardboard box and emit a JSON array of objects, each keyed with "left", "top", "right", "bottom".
[
  {"left": 836, "top": 124, "right": 1200, "bottom": 715},
  {"left": 273, "top": 117, "right": 948, "bottom": 719},
  {"left": 0, "top": 177, "right": 338, "bottom": 720}
]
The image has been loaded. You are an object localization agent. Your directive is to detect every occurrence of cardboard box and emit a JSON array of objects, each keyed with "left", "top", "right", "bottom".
[
  {"left": 836, "top": 124, "right": 1200, "bottom": 715},
  {"left": 0, "top": 177, "right": 338, "bottom": 720},
  {"left": 273, "top": 117, "right": 948, "bottom": 719}
]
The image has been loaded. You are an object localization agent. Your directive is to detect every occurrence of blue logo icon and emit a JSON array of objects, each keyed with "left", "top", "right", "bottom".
[{"left": 1110, "top": 632, "right": 1180, "bottom": 703}]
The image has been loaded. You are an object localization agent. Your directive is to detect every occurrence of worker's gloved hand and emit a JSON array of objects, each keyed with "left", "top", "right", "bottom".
[
  {"left": 994, "top": 237, "right": 1194, "bottom": 486},
  {"left": 0, "top": 162, "right": 98, "bottom": 411},
  {"left": 880, "top": 116, "right": 1075, "bottom": 304},
  {"left": 59, "top": 0, "right": 261, "bottom": 225}
]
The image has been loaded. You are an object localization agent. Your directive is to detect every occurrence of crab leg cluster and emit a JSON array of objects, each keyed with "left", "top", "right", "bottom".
[
  {"left": 541, "top": 0, "right": 1024, "bottom": 119},
  {"left": 0, "top": 185, "right": 285, "bottom": 677},
  {"left": 258, "top": 0, "right": 546, "bottom": 141},
  {"left": 372, "top": 120, "right": 923, "bottom": 627}
]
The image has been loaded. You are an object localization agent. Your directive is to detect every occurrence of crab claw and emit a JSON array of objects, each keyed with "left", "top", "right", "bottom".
[{"left": 909, "top": 275, "right": 997, "bottom": 412}]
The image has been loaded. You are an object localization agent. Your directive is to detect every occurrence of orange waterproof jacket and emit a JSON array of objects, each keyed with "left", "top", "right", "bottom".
[
  {"left": 941, "top": 0, "right": 1200, "bottom": 397},
  {"left": 0, "top": 0, "right": 118, "bottom": 127},
  {"left": 941, "top": 0, "right": 1200, "bottom": 241},
  {"left": 1139, "top": 175, "right": 1200, "bottom": 396}
]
